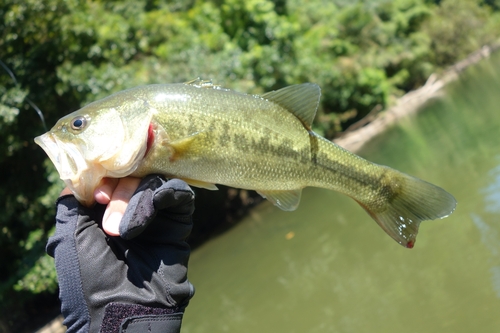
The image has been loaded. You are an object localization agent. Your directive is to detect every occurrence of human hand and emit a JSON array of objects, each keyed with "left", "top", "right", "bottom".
[
  {"left": 50, "top": 175, "right": 195, "bottom": 333},
  {"left": 60, "top": 177, "right": 141, "bottom": 236}
]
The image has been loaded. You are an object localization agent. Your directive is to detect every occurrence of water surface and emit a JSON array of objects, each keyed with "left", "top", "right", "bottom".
[{"left": 183, "top": 53, "right": 500, "bottom": 333}]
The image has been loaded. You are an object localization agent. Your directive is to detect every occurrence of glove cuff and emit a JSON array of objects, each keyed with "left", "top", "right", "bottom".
[{"left": 101, "top": 303, "right": 183, "bottom": 333}]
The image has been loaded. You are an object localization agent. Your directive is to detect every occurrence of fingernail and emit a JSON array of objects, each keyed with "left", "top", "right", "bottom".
[
  {"left": 103, "top": 212, "right": 122, "bottom": 236},
  {"left": 94, "top": 189, "right": 111, "bottom": 204}
]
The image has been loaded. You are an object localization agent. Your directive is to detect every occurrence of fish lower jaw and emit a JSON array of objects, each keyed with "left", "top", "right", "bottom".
[
  {"left": 61, "top": 178, "right": 93, "bottom": 207},
  {"left": 63, "top": 164, "right": 109, "bottom": 207}
]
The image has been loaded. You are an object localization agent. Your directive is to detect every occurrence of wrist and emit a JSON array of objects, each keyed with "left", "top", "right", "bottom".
[{"left": 101, "top": 303, "right": 184, "bottom": 333}]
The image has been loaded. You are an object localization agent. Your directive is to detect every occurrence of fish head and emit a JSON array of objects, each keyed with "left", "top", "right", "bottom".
[{"left": 35, "top": 93, "right": 153, "bottom": 206}]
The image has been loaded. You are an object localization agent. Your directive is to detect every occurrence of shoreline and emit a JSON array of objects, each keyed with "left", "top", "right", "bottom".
[{"left": 334, "top": 42, "right": 500, "bottom": 153}]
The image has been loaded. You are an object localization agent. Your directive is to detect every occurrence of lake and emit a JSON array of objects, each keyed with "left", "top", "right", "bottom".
[{"left": 182, "top": 52, "right": 500, "bottom": 333}]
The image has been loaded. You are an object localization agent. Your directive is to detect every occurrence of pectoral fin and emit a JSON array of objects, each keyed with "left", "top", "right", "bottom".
[
  {"left": 168, "top": 132, "right": 207, "bottom": 161},
  {"left": 257, "top": 189, "right": 303, "bottom": 211}
]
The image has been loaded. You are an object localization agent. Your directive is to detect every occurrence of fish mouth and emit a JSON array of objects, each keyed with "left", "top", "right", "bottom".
[
  {"left": 35, "top": 133, "right": 89, "bottom": 181},
  {"left": 35, "top": 133, "right": 98, "bottom": 206}
]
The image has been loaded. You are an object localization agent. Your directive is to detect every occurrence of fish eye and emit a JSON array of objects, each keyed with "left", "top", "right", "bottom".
[{"left": 70, "top": 116, "right": 87, "bottom": 131}]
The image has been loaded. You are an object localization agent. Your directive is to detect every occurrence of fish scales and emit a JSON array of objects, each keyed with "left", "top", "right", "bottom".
[
  {"left": 137, "top": 84, "right": 315, "bottom": 190},
  {"left": 35, "top": 80, "right": 456, "bottom": 247}
]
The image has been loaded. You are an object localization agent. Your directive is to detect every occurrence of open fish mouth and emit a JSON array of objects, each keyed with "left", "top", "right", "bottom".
[{"left": 34, "top": 133, "right": 89, "bottom": 186}]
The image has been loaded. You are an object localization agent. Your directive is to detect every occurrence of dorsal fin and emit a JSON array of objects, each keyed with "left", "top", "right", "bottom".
[
  {"left": 262, "top": 83, "right": 321, "bottom": 130},
  {"left": 184, "top": 78, "right": 224, "bottom": 90}
]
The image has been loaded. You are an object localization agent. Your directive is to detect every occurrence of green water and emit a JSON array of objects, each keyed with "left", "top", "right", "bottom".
[{"left": 182, "top": 54, "right": 500, "bottom": 333}]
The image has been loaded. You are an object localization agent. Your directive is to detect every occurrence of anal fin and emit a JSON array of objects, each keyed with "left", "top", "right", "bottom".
[{"left": 257, "top": 189, "right": 303, "bottom": 211}]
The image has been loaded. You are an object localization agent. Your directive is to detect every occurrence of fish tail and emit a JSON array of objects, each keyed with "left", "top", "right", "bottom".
[{"left": 357, "top": 169, "right": 457, "bottom": 248}]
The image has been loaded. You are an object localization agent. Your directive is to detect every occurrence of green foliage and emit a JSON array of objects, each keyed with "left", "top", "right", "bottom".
[
  {"left": 422, "top": 0, "right": 500, "bottom": 66},
  {"left": 291, "top": 0, "right": 435, "bottom": 130},
  {"left": 0, "top": 0, "right": 499, "bottom": 330},
  {"left": 0, "top": 86, "right": 26, "bottom": 125}
]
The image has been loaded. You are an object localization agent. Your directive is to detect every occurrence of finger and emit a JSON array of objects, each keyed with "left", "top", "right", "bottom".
[
  {"left": 94, "top": 178, "right": 120, "bottom": 204},
  {"left": 60, "top": 187, "right": 73, "bottom": 197},
  {"left": 102, "top": 177, "right": 141, "bottom": 236}
]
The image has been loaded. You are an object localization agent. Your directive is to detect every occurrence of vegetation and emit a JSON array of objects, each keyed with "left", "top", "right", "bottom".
[{"left": 1, "top": 0, "right": 499, "bottom": 331}]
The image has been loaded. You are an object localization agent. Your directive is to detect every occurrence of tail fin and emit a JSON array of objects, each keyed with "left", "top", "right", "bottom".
[{"left": 359, "top": 171, "right": 457, "bottom": 248}]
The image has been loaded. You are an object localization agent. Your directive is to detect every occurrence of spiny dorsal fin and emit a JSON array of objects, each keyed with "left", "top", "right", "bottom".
[
  {"left": 184, "top": 78, "right": 213, "bottom": 87},
  {"left": 184, "top": 78, "right": 225, "bottom": 90},
  {"left": 262, "top": 83, "right": 321, "bottom": 130}
]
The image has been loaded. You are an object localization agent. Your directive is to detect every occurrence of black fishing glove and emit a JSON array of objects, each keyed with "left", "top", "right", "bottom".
[{"left": 46, "top": 176, "right": 195, "bottom": 333}]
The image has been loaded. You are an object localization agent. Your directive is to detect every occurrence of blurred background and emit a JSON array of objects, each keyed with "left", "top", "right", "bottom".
[{"left": 1, "top": 0, "right": 500, "bottom": 332}]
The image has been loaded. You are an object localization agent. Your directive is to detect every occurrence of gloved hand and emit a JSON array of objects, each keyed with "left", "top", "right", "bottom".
[{"left": 47, "top": 176, "right": 195, "bottom": 333}]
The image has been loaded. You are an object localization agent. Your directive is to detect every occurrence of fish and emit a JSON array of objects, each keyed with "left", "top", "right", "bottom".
[{"left": 35, "top": 79, "right": 457, "bottom": 248}]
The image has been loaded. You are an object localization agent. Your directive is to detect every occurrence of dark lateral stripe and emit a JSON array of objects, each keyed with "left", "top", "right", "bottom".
[{"left": 314, "top": 141, "right": 384, "bottom": 191}]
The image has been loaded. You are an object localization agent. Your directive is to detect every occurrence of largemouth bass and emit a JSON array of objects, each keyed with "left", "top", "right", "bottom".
[{"left": 35, "top": 80, "right": 456, "bottom": 248}]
